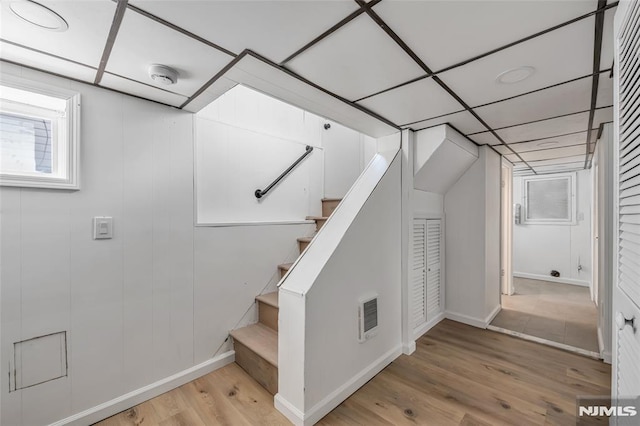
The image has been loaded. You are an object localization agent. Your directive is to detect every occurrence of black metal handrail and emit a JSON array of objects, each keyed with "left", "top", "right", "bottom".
[{"left": 255, "top": 145, "right": 314, "bottom": 199}]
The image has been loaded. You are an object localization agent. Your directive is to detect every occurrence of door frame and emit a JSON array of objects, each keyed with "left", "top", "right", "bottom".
[{"left": 501, "top": 159, "right": 514, "bottom": 296}]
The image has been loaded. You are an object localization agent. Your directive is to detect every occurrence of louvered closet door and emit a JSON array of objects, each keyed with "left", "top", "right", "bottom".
[
  {"left": 426, "top": 219, "right": 443, "bottom": 322},
  {"left": 411, "top": 220, "right": 427, "bottom": 328},
  {"left": 614, "top": 0, "right": 640, "bottom": 415}
]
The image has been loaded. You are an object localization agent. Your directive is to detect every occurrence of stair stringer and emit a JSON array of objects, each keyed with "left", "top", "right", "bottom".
[{"left": 277, "top": 145, "right": 403, "bottom": 426}]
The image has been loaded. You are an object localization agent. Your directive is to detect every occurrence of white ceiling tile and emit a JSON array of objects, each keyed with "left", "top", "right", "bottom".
[
  {"left": 100, "top": 73, "right": 188, "bottom": 107},
  {"left": 493, "top": 145, "right": 512, "bottom": 156},
  {"left": 286, "top": 14, "right": 425, "bottom": 101},
  {"left": 518, "top": 145, "right": 588, "bottom": 162},
  {"left": 467, "top": 132, "right": 502, "bottom": 146},
  {"left": 0, "top": 41, "right": 96, "bottom": 83},
  {"left": 373, "top": 0, "right": 596, "bottom": 71},
  {"left": 493, "top": 111, "right": 591, "bottom": 143},
  {"left": 0, "top": 0, "right": 115, "bottom": 67},
  {"left": 129, "top": 0, "right": 359, "bottom": 63},
  {"left": 438, "top": 17, "right": 595, "bottom": 106},
  {"left": 106, "top": 8, "right": 234, "bottom": 97},
  {"left": 597, "top": 72, "right": 614, "bottom": 107},
  {"left": 358, "top": 77, "right": 462, "bottom": 126},
  {"left": 518, "top": 155, "right": 586, "bottom": 167},
  {"left": 534, "top": 164, "right": 585, "bottom": 174},
  {"left": 601, "top": 9, "right": 615, "bottom": 70},
  {"left": 473, "top": 76, "right": 592, "bottom": 129},
  {"left": 506, "top": 130, "right": 596, "bottom": 153},
  {"left": 408, "top": 111, "right": 486, "bottom": 135}
]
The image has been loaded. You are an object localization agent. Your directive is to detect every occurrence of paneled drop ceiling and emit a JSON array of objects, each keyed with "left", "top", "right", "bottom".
[{"left": 0, "top": 0, "right": 617, "bottom": 174}]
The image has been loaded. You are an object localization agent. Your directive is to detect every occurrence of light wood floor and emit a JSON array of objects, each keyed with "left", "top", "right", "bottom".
[
  {"left": 96, "top": 319, "right": 610, "bottom": 426},
  {"left": 491, "top": 277, "right": 599, "bottom": 352}
]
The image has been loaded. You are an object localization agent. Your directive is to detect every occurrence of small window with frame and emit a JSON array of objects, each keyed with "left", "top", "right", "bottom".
[
  {"left": 522, "top": 173, "right": 576, "bottom": 225},
  {"left": 0, "top": 75, "right": 80, "bottom": 190}
]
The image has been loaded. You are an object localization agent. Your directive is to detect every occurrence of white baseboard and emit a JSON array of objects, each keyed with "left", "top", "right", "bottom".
[
  {"left": 413, "top": 312, "right": 445, "bottom": 340},
  {"left": 484, "top": 305, "right": 501, "bottom": 326},
  {"left": 402, "top": 341, "right": 416, "bottom": 355},
  {"left": 275, "top": 345, "right": 402, "bottom": 426},
  {"left": 51, "top": 351, "right": 235, "bottom": 426},
  {"left": 513, "top": 272, "right": 590, "bottom": 287},
  {"left": 445, "top": 306, "right": 500, "bottom": 329}
]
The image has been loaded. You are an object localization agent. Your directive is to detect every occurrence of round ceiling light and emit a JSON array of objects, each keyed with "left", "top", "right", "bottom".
[
  {"left": 148, "top": 64, "right": 178, "bottom": 85},
  {"left": 496, "top": 66, "right": 536, "bottom": 84},
  {"left": 537, "top": 141, "right": 559, "bottom": 148},
  {"left": 10, "top": 1, "right": 68, "bottom": 31}
]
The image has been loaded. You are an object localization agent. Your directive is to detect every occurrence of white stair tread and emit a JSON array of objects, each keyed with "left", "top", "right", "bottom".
[
  {"left": 230, "top": 323, "right": 278, "bottom": 367},
  {"left": 321, "top": 198, "right": 342, "bottom": 202},
  {"left": 297, "top": 236, "right": 313, "bottom": 243},
  {"left": 306, "top": 216, "right": 329, "bottom": 221},
  {"left": 256, "top": 291, "right": 279, "bottom": 308}
]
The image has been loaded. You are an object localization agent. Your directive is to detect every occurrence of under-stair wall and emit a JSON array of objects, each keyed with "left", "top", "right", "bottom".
[{"left": 277, "top": 135, "right": 402, "bottom": 426}]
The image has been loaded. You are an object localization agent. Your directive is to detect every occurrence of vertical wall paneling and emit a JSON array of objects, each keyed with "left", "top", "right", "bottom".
[
  {"left": 0, "top": 188, "right": 24, "bottom": 425},
  {"left": 68, "top": 84, "right": 125, "bottom": 413},
  {"left": 121, "top": 97, "right": 156, "bottom": 393}
]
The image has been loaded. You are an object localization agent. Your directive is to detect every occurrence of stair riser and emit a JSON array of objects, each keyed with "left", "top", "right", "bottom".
[
  {"left": 315, "top": 219, "right": 327, "bottom": 231},
  {"left": 298, "top": 240, "right": 310, "bottom": 252},
  {"left": 322, "top": 200, "right": 340, "bottom": 217},
  {"left": 258, "top": 301, "right": 278, "bottom": 332},
  {"left": 234, "top": 341, "right": 278, "bottom": 395}
]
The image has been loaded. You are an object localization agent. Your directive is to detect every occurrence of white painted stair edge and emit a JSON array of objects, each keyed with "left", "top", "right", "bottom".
[{"left": 277, "top": 135, "right": 401, "bottom": 426}]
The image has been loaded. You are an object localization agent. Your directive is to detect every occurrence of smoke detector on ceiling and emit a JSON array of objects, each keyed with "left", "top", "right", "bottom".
[
  {"left": 148, "top": 64, "right": 178, "bottom": 85},
  {"left": 10, "top": 0, "right": 68, "bottom": 32}
]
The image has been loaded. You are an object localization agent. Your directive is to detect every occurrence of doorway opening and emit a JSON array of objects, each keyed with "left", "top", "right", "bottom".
[{"left": 491, "top": 161, "right": 604, "bottom": 358}]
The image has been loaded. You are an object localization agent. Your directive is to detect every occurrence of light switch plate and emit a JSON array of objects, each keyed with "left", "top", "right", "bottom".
[{"left": 93, "top": 217, "right": 113, "bottom": 240}]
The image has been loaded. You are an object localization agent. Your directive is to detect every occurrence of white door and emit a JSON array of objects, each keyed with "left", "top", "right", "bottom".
[
  {"left": 411, "top": 220, "right": 427, "bottom": 329},
  {"left": 613, "top": 1, "right": 640, "bottom": 420},
  {"left": 426, "top": 219, "right": 443, "bottom": 322},
  {"left": 411, "top": 218, "right": 443, "bottom": 332}
]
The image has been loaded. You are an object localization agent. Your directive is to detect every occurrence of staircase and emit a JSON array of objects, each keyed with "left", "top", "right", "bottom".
[{"left": 229, "top": 198, "right": 341, "bottom": 395}]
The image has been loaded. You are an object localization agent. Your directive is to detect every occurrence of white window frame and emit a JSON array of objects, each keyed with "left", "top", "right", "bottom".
[
  {"left": 522, "top": 172, "right": 577, "bottom": 225},
  {"left": 0, "top": 75, "right": 80, "bottom": 190}
]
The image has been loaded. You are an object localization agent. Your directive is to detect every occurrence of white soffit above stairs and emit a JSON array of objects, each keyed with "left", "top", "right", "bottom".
[
  {"left": 183, "top": 53, "right": 399, "bottom": 138},
  {"left": 414, "top": 124, "right": 479, "bottom": 194}
]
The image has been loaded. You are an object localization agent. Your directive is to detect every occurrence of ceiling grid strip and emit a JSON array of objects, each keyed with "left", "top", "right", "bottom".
[
  {"left": 354, "top": 1, "right": 619, "bottom": 103},
  {"left": 354, "top": 0, "right": 536, "bottom": 173},
  {"left": 399, "top": 69, "right": 612, "bottom": 128},
  {"left": 94, "top": 0, "right": 128, "bottom": 84},
  {"left": 584, "top": 0, "right": 609, "bottom": 168}
]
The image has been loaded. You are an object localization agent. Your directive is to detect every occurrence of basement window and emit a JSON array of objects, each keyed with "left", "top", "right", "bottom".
[
  {"left": 522, "top": 173, "right": 576, "bottom": 225},
  {"left": 0, "top": 76, "right": 80, "bottom": 189}
]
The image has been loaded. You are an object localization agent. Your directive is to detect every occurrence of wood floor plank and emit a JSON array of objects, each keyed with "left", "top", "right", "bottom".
[{"left": 96, "top": 320, "right": 611, "bottom": 426}]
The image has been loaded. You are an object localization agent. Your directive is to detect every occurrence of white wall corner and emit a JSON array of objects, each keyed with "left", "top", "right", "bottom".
[
  {"left": 403, "top": 341, "right": 416, "bottom": 355},
  {"left": 50, "top": 351, "right": 235, "bottom": 426},
  {"left": 484, "top": 305, "right": 501, "bottom": 328},
  {"left": 274, "top": 394, "right": 305, "bottom": 426},
  {"left": 400, "top": 129, "right": 415, "bottom": 357},
  {"left": 445, "top": 311, "right": 486, "bottom": 328}
]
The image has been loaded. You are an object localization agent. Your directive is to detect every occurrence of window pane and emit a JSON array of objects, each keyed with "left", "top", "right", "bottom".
[
  {"left": 0, "top": 112, "right": 53, "bottom": 175},
  {"left": 527, "top": 178, "right": 569, "bottom": 220}
]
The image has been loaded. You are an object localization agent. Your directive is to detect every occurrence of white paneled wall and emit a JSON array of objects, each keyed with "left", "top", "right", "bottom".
[
  {"left": 512, "top": 170, "right": 592, "bottom": 286},
  {"left": 0, "top": 64, "right": 318, "bottom": 426},
  {"left": 195, "top": 85, "right": 376, "bottom": 224}
]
